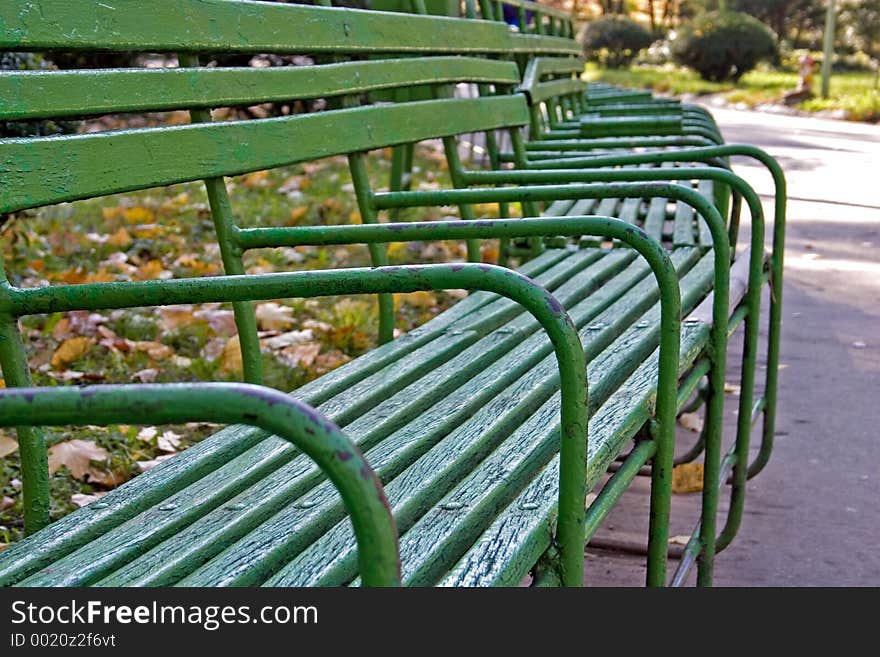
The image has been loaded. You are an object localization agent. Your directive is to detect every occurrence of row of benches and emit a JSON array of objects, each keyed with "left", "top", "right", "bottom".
[{"left": 0, "top": 0, "right": 786, "bottom": 586}]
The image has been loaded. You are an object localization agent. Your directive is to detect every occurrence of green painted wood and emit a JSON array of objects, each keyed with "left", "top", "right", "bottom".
[
  {"left": 508, "top": 33, "right": 581, "bottom": 56},
  {"left": 177, "top": 250, "right": 667, "bottom": 585},
  {"left": 7, "top": 246, "right": 563, "bottom": 579},
  {"left": 0, "top": 57, "right": 520, "bottom": 120},
  {"left": 18, "top": 439, "right": 295, "bottom": 586},
  {"left": 0, "top": 0, "right": 517, "bottom": 54},
  {"left": 272, "top": 249, "right": 713, "bottom": 586},
  {"left": 0, "top": 95, "right": 529, "bottom": 214},
  {"left": 439, "top": 320, "right": 711, "bottom": 587},
  {"left": 526, "top": 78, "right": 588, "bottom": 105},
  {"left": 24, "top": 249, "right": 604, "bottom": 585},
  {"left": 673, "top": 184, "right": 697, "bottom": 247},
  {"left": 258, "top": 249, "right": 702, "bottom": 586}
]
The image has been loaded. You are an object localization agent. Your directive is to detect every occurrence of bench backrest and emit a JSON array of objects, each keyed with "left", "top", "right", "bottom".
[{"left": 0, "top": 0, "right": 560, "bottom": 392}]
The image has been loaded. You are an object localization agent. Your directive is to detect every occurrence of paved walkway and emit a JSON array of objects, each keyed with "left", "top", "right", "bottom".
[
  {"left": 587, "top": 108, "right": 880, "bottom": 586},
  {"left": 711, "top": 107, "right": 880, "bottom": 585}
]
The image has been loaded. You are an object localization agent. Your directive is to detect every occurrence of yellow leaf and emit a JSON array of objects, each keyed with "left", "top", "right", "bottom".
[
  {"left": 106, "top": 227, "right": 133, "bottom": 247},
  {"left": 48, "top": 439, "right": 108, "bottom": 479},
  {"left": 243, "top": 170, "right": 270, "bottom": 188},
  {"left": 84, "top": 268, "right": 117, "bottom": 283},
  {"left": 60, "top": 267, "right": 88, "bottom": 284},
  {"left": 288, "top": 207, "right": 308, "bottom": 225},
  {"left": 0, "top": 432, "right": 18, "bottom": 458},
  {"left": 387, "top": 242, "right": 409, "bottom": 263},
  {"left": 220, "top": 337, "right": 243, "bottom": 373},
  {"left": 102, "top": 206, "right": 124, "bottom": 221},
  {"left": 134, "top": 259, "right": 168, "bottom": 280},
  {"left": 724, "top": 382, "right": 741, "bottom": 395},
  {"left": 668, "top": 535, "right": 692, "bottom": 546},
  {"left": 349, "top": 211, "right": 361, "bottom": 223},
  {"left": 131, "top": 223, "right": 163, "bottom": 239},
  {"left": 122, "top": 206, "right": 155, "bottom": 224},
  {"left": 671, "top": 463, "right": 704, "bottom": 494},
  {"left": 51, "top": 337, "right": 95, "bottom": 370}
]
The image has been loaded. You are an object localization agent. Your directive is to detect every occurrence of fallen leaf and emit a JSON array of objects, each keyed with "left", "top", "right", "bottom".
[
  {"left": 132, "top": 341, "right": 174, "bottom": 361},
  {"left": 71, "top": 492, "right": 107, "bottom": 507},
  {"left": 193, "top": 308, "right": 237, "bottom": 336},
  {"left": 255, "top": 302, "right": 295, "bottom": 331},
  {"left": 51, "top": 337, "right": 95, "bottom": 370},
  {"left": 678, "top": 412, "right": 704, "bottom": 433},
  {"left": 137, "top": 427, "right": 158, "bottom": 442},
  {"left": 671, "top": 463, "right": 704, "bottom": 494},
  {"left": 134, "top": 259, "right": 170, "bottom": 280},
  {"left": 243, "top": 170, "right": 270, "bottom": 188},
  {"left": 131, "top": 368, "right": 159, "bottom": 383},
  {"left": 0, "top": 432, "right": 18, "bottom": 458},
  {"left": 106, "top": 227, "right": 133, "bottom": 247},
  {"left": 668, "top": 535, "right": 692, "bottom": 546},
  {"left": 288, "top": 207, "right": 309, "bottom": 224},
  {"left": 158, "top": 305, "right": 196, "bottom": 332},
  {"left": 220, "top": 337, "right": 243, "bottom": 373},
  {"left": 262, "top": 329, "right": 314, "bottom": 350},
  {"left": 136, "top": 453, "right": 176, "bottom": 472},
  {"left": 1, "top": 496, "right": 14, "bottom": 511},
  {"left": 280, "top": 342, "right": 322, "bottom": 368},
  {"left": 313, "top": 349, "right": 351, "bottom": 373},
  {"left": 123, "top": 206, "right": 155, "bottom": 223},
  {"left": 157, "top": 430, "right": 183, "bottom": 453},
  {"left": 48, "top": 439, "right": 109, "bottom": 479},
  {"left": 724, "top": 382, "right": 741, "bottom": 395},
  {"left": 52, "top": 317, "right": 70, "bottom": 340},
  {"left": 86, "top": 467, "right": 128, "bottom": 488}
]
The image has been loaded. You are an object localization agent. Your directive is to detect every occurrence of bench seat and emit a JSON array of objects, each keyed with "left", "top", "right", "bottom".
[{"left": 0, "top": 241, "right": 725, "bottom": 587}]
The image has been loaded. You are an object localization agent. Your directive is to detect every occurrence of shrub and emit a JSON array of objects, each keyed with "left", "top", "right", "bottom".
[
  {"left": 580, "top": 17, "right": 654, "bottom": 69},
  {"left": 671, "top": 11, "right": 778, "bottom": 82}
]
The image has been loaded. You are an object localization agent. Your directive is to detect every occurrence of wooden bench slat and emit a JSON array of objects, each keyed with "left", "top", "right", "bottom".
[
  {"left": 274, "top": 249, "right": 713, "bottom": 586},
  {"left": 0, "top": 0, "right": 514, "bottom": 53},
  {"left": 0, "top": 95, "right": 528, "bottom": 213},
  {"left": 8, "top": 252, "right": 624, "bottom": 576},
  {"left": 0, "top": 57, "right": 521, "bottom": 121},
  {"left": 439, "top": 321, "right": 711, "bottom": 587}
]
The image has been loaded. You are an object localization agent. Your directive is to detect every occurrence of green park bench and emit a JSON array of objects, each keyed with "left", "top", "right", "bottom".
[{"left": 0, "top": 0, "right": 784, "bottom": 587}]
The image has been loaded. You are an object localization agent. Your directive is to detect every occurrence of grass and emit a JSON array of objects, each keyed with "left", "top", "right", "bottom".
[
  {"left": 585, "top": 63, "right": 880, "bottom": 122},
  {"left": 0, "top": 141, "right": 512, "bottom": 546}
]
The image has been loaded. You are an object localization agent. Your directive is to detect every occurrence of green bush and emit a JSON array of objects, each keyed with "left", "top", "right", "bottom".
[
  {"left": 580, "top": 17, "right": 654, "bottom": 69},
  {"left": 671, "top": 11, "right": 778, "bottom": 82}
]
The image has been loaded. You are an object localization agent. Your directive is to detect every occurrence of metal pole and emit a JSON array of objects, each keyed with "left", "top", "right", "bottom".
[{"left": 821, "top": 0, "right": 837, "bottom": 99}]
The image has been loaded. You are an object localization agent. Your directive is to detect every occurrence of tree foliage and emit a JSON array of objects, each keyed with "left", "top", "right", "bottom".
[
  {"left": 581, "top": 15, "right": 654, "bottom": 67},
  {"left": 671, "top": 10, "right": 779, "bottom": 81}
]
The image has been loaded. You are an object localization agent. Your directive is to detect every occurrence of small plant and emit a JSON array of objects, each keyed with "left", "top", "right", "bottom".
[
  {"left": 580, "top": 17, "right": 654, "bottom": 69},
  {"left": 671, "top": 10, "right": 778, "bottom": 82}
]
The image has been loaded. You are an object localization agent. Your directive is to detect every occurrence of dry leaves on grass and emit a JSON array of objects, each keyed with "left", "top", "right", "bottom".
[
  {"left": 0, "top": 432, "right": 18, "bottom": 458},
  {"left": 220, "top": 337, "right": 243, "bottom": 373},
  {"left": 50, "top": 337, "right": 95, "bottom": 370},
  {"left": 255, "top": 302, "right": 296, "bottom": 331},
  {"left": 47, "top": 439, "right": 126, "bottom": 487}
]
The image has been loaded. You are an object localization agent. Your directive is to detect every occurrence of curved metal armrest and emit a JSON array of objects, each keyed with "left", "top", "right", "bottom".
[{"left": 0, "top": 383, "right": 400, "bottom": 586}]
